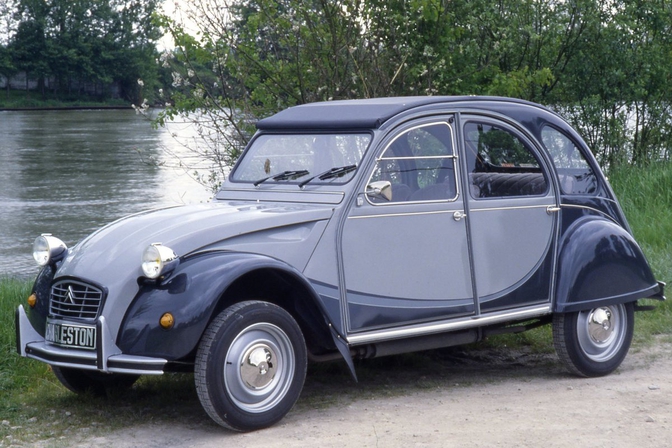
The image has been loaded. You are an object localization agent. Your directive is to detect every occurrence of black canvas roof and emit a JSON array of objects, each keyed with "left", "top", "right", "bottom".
[{"left": 255, "top": 96, "right": 538, "bottom": 130}]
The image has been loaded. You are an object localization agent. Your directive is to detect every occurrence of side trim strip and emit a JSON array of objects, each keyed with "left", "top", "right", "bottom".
[
  {"left": 469, "top": 204, "right": 550, "bottom": 212},
  {"left": 346, "top": 304, "right": 551, "bottom": 345},
  {"left": 349, "top": 209, "right": 455, "bottom": 219},
  {"left": 560, "top": 203, "right": 619, "bottom": 224}
]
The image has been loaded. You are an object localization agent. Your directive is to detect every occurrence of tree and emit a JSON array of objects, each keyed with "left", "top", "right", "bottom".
[
  {"left": 556, "top": 0, "right": 672, "bottom": 167},
  {"left": 7, "top": 0, "right": 162, "bottom": 101},
  {"left": 155, "top": 0, "right": 672, "bottom": 189}
]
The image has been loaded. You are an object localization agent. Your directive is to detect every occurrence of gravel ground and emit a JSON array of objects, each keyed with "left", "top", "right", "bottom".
[{"left": 53, "top": 340, "right": 672, "bottom": 448}]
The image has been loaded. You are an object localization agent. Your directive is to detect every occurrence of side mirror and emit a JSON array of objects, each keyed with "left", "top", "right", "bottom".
[{"left": 366, "top": 180, "right": 392, "bottom": 201}]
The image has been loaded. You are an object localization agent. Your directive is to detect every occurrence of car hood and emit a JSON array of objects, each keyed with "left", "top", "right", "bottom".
[
  {"left": 53, "top": 201, "right": 333, "bottom": 333},
  {"left": 57, "top": 201, "right": 334, "bottom": 281}
]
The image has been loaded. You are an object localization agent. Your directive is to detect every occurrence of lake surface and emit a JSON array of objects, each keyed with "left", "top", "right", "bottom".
[{"left": 0, "top": 109, "right": 212, "bottom": 278}]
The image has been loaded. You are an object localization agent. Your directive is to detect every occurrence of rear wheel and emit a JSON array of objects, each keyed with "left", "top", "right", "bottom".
[
  {"left": 552, "top": 302, "right": 634, "bottom": 377},
  {"left": 195, "top": 301, "right": 307, "bottom": 431},
  {"left": 52, "top": 366, "right": 138, "bottom": 396}
]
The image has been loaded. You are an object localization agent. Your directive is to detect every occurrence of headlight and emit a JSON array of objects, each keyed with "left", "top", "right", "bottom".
[
  {"left": 33, "top": 234, "right": 68, "bottom": 266},
  {"left": 141, "top": 243, "right": 178, "bottom": 279}
]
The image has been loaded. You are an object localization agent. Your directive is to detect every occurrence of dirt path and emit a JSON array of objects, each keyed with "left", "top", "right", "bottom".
[{"left": 68, "top": 342, "right": 672, "bottom": 448}]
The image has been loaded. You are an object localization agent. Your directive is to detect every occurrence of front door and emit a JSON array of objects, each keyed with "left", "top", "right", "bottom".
[
  {"left": 341, "top": 120, "right": 475, "bottom": 332},
  {"left": 460, "top": 117, "right": 558, "bottom": 312}
]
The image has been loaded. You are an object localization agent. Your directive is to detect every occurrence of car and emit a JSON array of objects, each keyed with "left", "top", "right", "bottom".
[{"left": 16, "top": 96, "right": 664, "bottom": 431}]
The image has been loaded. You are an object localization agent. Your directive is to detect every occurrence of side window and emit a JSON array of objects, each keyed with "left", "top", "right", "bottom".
[
  {"left": 464, "top": 122, "right": 548, "bottom": 198},
  {"left": 541, "top": 126, "right": 597, "bottom": 195},
  {"left": 369, "top": 123, "right": 457, "bottom": 203}
]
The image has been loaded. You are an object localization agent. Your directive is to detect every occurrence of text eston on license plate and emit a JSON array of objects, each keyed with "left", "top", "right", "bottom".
[{"left": 45, "top": 323, "right": 96, "bottom": 349}]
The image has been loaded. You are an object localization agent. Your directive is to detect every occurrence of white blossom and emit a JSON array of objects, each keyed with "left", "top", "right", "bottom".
[
  {"left": 160, "top": 50, "right": 174, "bottom": 68},
  {"left": 172, "top": 72, "right": 183, "bottom": 87},
  {"left": 132, "top": 98, "right": 149, "bottom": 115}
]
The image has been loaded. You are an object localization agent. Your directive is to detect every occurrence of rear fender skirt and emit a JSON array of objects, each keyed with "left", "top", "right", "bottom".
[{"left": 554, "top": 216, "right": 662, "bottom": 313}]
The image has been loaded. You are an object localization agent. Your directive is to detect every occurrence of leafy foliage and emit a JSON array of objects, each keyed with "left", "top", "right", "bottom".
[
  {"left": 1, "top": 0, "right": 162, "bottom": 102},
  {"left": 155, "top": 0, "right": 672, "bottom": 189}
]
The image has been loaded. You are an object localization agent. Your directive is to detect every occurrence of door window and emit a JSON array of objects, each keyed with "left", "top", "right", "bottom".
[
  {"left": 369, "top": 123, "right": 458, "bottom": 203},
  {"left": 464, "top": 122, "right": 548, "bottom": 199}
]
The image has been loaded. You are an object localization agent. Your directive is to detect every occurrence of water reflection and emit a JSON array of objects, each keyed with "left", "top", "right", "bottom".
[{"left": 0, "top": 109, "right": 211, "bottom": 278}]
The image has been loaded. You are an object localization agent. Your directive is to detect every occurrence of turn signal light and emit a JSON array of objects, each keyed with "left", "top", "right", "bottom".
[
  {"left": 160, "top": 313, "right": 175, "bottom": 329},
  {"left": 27, "top": 293, "right": 37, "bottom": 308}
]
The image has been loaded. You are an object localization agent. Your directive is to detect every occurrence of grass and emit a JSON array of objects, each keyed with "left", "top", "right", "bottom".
[
  {"left": 608, "top": 162, "right": 672, "bottom": 344},
  {"left": 1, "top": 162, "right": 671, "bottom": 444}
]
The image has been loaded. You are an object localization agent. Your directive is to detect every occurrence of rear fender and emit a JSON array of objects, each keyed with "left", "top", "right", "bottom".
[
  {"left": 117, "top": 251, "right": 339, "bottom": 361},
  {"left": 554, "top": 216, "right": 661, "bottom": 313}
]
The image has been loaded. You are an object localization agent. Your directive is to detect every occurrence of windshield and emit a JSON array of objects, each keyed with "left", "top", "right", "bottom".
[{"left": 231, "top": 133, "right": 371, "bottom": 185}]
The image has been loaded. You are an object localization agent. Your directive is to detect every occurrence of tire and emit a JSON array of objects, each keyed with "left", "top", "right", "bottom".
[
  {"left": 195, "top": 301, "right": 307, "bottom": 431},
  {"left": 552, "top": 302, "right": 634, "bottom": 377},
  {"left": 52, "top": 366, "right": 139, "bottom": 396}
]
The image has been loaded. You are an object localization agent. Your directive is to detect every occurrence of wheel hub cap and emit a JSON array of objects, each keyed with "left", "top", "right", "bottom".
[
  {"left": 240, "top": 344, "right": 276, "bottom": 389},
  {"left": 588, "top": 307, "right": 613, "bottom": 343}
]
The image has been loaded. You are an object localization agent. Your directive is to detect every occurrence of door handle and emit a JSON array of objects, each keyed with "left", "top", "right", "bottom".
[
  {"left": 453, "top": 211, "right": 467, "bottom": 221},
  {"left": 546, "top": 205, "right": 561, "bottom": 214}
]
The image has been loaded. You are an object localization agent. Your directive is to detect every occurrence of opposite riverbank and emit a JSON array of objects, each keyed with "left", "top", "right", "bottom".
[
  {"left": 0, "top": 89, "right": 131, "bottom": 111},
  {"left": 0, "top": 105, "right": 132, "bottom": 111}
]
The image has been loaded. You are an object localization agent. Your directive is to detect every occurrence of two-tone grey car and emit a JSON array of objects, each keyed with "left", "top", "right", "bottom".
[{"left": 16, "top": 96, "right": 664, "bottom": 431}]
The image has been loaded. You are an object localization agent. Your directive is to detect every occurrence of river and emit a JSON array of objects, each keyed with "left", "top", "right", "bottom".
[{"left": 0, "top": 109, "right": 212, "bottom": 278}]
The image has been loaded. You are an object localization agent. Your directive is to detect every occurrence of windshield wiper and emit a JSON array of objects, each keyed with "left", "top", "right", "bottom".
[
  {"left": 253, "top": 170, "right": 310, "bottom": 187},
  {"left": 298, "top": 165, "right": 357, "bottom": 188}
]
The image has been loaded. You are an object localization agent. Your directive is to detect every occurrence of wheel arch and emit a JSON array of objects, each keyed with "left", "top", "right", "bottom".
[
  {"left": 118, "top": 251, "right": 337, "bottom": 362},
  {"left": 554, "top": 216, "right": 661, "bottom": 313},
  {"left": 214, "top": 263, "right": 338, "bottom": 357}
]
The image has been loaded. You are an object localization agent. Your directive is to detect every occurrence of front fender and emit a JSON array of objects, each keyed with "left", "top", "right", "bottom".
[
  {"left": 554, "top": 216, "right": 661, "bottom": 313},
  {"left": 116, "top": 251, "right": 330, "bottom": 360}
]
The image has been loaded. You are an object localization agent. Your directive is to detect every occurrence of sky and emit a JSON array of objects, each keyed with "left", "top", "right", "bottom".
[{"left": 158, "top": 0, "right": 201, "bottom": 50}]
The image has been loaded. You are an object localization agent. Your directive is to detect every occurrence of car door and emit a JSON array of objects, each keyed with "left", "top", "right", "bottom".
[
  {"left": 460, "top": 117, "right": 558, "bottom": 313},
  {"left": 341, "top": 119, "right": 475, "bottom": 332}
]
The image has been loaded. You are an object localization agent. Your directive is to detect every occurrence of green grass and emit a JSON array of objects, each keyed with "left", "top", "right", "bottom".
[
  {"left": 1, "top": 162, "right": 672, "bottom": 443},
  {"left": 608, "top": 162, "right": 672, "bottom": 344}
]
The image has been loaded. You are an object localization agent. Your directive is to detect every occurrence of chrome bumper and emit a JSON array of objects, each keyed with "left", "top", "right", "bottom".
[{"left": 16, "top": 305, "right": 166, "bottom": 375}]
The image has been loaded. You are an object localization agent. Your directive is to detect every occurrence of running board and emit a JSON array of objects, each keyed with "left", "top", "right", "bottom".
[{"left": 346, "top": 304, "right": 551, "bottom": 346}]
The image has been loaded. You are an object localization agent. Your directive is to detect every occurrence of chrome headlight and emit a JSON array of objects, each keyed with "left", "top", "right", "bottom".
[
  {"left": 141, "top": 243, "right": 178, "bottom": 279},
  {"left": 33, "top": 234, "right": 68, "bottom": 266}
]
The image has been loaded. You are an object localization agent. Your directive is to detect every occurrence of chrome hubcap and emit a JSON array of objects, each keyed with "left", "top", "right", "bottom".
[
  {"left": 241, "top": 344, "right": 276, "bottom": 389},
  {"left": 588, "top": 307, "right": 613, "bottom": 343}
]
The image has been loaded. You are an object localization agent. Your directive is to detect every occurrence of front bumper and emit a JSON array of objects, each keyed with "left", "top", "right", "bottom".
[{"left": 16, "top": 305, "right": 166, "bottom": 375}]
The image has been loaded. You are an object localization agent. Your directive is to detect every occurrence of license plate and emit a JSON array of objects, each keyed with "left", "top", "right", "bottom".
[{"left": 45, "top": 321, "right": 96, "bottom": 350}]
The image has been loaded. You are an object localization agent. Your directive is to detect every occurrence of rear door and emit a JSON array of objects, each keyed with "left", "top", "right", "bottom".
[{"left": 460, "top": 117, "right": 558, "bottom": 312}]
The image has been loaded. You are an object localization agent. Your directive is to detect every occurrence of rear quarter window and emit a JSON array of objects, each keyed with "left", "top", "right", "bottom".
[{"left": 541, "top": 126, "right": 598, "bottom": 195}]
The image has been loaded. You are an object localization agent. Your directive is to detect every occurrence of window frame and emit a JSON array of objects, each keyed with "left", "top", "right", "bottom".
[
  {"left": 366, "top": 121, "right": 460, "bottom": 205},
  {"left": 462, "top": 119, "right": 551, "bottom": 200}
]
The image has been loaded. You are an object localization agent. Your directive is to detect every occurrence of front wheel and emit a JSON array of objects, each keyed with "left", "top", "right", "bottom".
[
  {"left": 195, "top": 301, "right": 307, "bottom": 431},
  {"left": 552, "top": 302, "right": 634, "bottom": 377}
]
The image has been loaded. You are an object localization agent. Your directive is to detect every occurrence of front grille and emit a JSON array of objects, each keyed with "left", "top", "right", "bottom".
[{"left": 50, "top": 280, "right": 103, "bottom": 320}]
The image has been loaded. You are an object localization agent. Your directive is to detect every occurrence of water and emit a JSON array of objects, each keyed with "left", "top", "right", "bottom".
[{"left": 0, "top": 109, "right": 212, "bottom": 278}]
